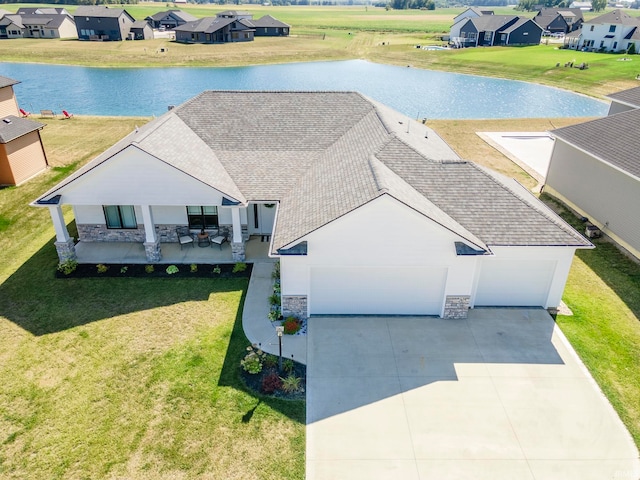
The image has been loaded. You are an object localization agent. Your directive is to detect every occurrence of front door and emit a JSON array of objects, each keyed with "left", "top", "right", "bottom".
[{"left": 248, "top": 203, "right": 276, "bottom": 236}]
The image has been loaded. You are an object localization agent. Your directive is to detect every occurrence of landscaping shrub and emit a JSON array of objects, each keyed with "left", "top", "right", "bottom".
[
  {"left": 166, "top": 265, "right": 179, "bottom": 275},
  {"left": 268, "top": 293, "right": 281, "bottom": 306},
  {"left": 261, "top": 372, "right": 283, "bottom": 394},
  {"left": 240, "top": 345, "right": 265, "bottom": 374},
  {"left": 190, "top": 263, "right": 198, "bottom": 273},
  {"left": 212, "top": 265, "right": 221, "bottom": 275},
  {"left": 57, "top": 259, "right": 78, "bottom": 275},
  {"left": 282, "top": 358, "right": 295, "bottom": 374},
  {"left": 263, "top": 354, "right": 278, "bottom": 369},
  {"left": 232, "top": 262, "right": 247, "bottom": 273},
  {"left": 144, "top": 264, "right": 154, "bottom": 274},
  {"left": 283, "top": 316, "right": 301, "bottom": 335},
  {"left": 96, "top": 263, "right": 109, "bottom": 274},
  {"left": 120, "top": 266, "right": 128, "bottom": 274}
]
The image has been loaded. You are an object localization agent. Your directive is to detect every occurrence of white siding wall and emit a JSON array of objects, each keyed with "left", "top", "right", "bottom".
[
  {"left": 546, "top": 140, "right": 640, "bottom": 258},
  {"left": 60, "top": 146, "right": 226, "bottom": 206},
  {"left": 580, "top": 22, "right": 632, "bottom": 51},
  {"left": 473, "top": 246, "right": 576, "bottom": 308},
  {"left": 280, "top": 195, "right": 478, "bottom": 316}
]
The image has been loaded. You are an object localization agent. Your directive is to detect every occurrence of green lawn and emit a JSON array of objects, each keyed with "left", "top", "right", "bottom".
[
  {"left": 0, "top": 118, "right": 304, "bottom": 479},
  {"left": 543, "top": 196, "right": 640, "bottom": 447}
]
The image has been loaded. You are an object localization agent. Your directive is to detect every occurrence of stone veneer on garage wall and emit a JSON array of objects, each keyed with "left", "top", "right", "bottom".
[
  {"left": 282, "top": 295, "right": 307, "bottom": 320},
  {"left": 443, "top": 295, "right": 470, "bottom": 319}
]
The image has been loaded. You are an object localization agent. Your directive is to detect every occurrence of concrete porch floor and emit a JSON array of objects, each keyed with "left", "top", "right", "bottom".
[{"left": 74, "top": 235, "right": 274, "bottom": 264}]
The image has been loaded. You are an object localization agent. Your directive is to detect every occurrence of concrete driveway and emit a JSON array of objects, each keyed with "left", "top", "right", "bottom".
[{"left": 306, "top": 309, "right": 639, "bottom": 480}]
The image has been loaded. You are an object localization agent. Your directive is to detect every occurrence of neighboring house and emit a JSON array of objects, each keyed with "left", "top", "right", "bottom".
[
  {"left": 216, "top": 10, "right": 253, "bottom": 21},
  {"left": 129, "top": 21, "right": 153, "bottom": 40},
  {"left": 0, "top": 15, "right": 24, "bottom": 39},
  {"left": 250, "top": 15, "right": 290, "bottom": 37},
  {"left": 74, "top": 6, "right": 135, "bottom": 41},
  {"left": 535, "top": 8, "right": 584, "bottom": 33},
  {"left": 607, "top": 85, "right": 640, "bottom": 114},
  {"left": 450, "top": 7, "right": 493, "bottom": 43},
  {"left": 573, "top": 9, "right": 640, "bottom": 52},
  {"left": 545, "top": 88, "right": 640, "bottom": 259},
  {"left": 0, "top": 76, "right": 48, "bottom": 186},
  {"left": 569, "top": 1, "right": 592, "bottom": 10},
  {"left": 174, "top": 16, "right": 254, "bottom": 44},
  {"left": 16, "top": 7, "right": 70, "bottom": 15},
  {"left": 456, "top": 15, "right": 542, "bottom": 47},
  {"left": 145, "top": 10, "right": 197, "bottom": 30},
  {"left": 9, "top": 13, "right": 77, "bottom": 39},
  {"left": 33, "top": 91, "right": 591, "bottom": 320}
]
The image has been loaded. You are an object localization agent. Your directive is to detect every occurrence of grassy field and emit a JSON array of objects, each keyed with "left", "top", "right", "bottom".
[
  {"left": 1, "top": 4, "right": 640, "bottom": 96},
  {"left": 0, "top": 117, "right": 305, "bottom": 479}
]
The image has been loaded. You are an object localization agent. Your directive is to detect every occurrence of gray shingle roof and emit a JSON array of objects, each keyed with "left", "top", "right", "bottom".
[
  {"left": 0, "top": 115, "right": 45, "bottom": 143},
  {"left": 584, "top": 9, "right": 640, "bottom": 27},
  {"left": 0, "top": 76, "right": 19, "bottom": 89},
  {"left": 251, "top": 15, "right": 289, "bottom": 28},
  {"left": 35, "top": 91, "right": 590, "bottom": 252},
  {"left": 467, "top": 15, "right": 518, "bottom": 32},
  {"left": 173, "top": 17, "right": 235, "bottom": 33},
  {"left": 501, "top": 17, "right": 539, "bottom": 34},
  {"left": 74, "top": 6, "right": 133, "bottom": 20},
  {"left": 146, "top": 10, "right": 197, "bottom": 22},
  {"left": 607, "top": 85, "right": 640, "bottom": 109},
  {"left": 551, "top": 108, "right": 640, "bottom": 180}
]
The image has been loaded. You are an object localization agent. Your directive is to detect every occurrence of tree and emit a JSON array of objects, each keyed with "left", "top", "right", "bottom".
[{"left": 591, "top": 0, "right": 606, "bottom": 11}]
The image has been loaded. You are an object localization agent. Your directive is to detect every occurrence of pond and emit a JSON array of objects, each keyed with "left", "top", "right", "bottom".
[{"left": 1, "top": 60, "right": 608, "bottom": 119}]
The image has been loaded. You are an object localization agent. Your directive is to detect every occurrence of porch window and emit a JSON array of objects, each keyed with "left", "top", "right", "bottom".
[
  {"left": 104, "top": 205, "right": 137, "bottom": 229},
  {"left": 187, "top": 206, "right": 218, "bottom": 230}
]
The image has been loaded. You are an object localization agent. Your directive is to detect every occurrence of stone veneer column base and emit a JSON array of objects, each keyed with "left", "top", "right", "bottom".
[
  {"left": 144, "top": 240, "right": 162, "bottom": 263},
  {"left": 282, "top": 295, "right": 308, "bottom": 320},
  {"left": 55, "top": 239, "right": 77, "bottom": 263},
  {"left": 231, "top": 241, "right": 245, "bottom": 262},
  {"left": 443, "top": 295, "right": 470, "bottom": 319}
]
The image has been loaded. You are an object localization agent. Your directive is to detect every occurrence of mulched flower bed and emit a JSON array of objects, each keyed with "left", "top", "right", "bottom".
[
  {"left": 241, "top": 359, "right": 306, "bottom": 401},
  {"left": 56, "top": 263, "right": 253, "bottom": 279}
]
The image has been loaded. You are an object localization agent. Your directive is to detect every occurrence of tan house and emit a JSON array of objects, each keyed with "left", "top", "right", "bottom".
[{"left": 0, "top": 76, "right": 48, "bottom": 186}]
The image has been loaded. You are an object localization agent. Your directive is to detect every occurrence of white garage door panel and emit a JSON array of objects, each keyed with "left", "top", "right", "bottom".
[
  {"left": 310, "top": 266, "right": 447, "bottom": 315},
  {"left": 475, "top": 260, "right": 555, "bottom": 307}
]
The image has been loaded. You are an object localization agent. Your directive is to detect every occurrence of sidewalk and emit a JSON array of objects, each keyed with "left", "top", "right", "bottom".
[{"left": 242, "top": 262, "right": 307, "bottom": 365}]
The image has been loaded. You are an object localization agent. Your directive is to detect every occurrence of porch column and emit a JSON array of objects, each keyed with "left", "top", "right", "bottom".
[
  {"left": 49, "top": 205, "right": 76, "bottom": 262},
  {"left": 230, "top": 206, "right": 245, "bottom": 262},
  {"left": 141, "top": 204, "right": 161, "bottom": 262}
]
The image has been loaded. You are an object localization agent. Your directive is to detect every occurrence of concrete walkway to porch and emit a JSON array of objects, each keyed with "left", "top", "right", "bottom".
[
  {"left": 242, "top": 262, "right": 307, "bottom": 365},
  {"left": 74, "top": 235, "right": 272, "bottom": 264}
]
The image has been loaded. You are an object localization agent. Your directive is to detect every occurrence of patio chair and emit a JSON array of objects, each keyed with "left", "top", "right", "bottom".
[
  {"left": 176, "top": 226, "right": 195, "bottom": 249},
  {"left": 211, "top": 235, "right": 227, "bottom": 250},
  {"left": 62, "top": 110, "right": 74, "bottom": 119},
  {"left": 19, "top": 108, "right": 30, "bottom": 118}
]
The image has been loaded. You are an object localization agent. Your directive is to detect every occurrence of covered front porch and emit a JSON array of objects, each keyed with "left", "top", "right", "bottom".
[{"left": 73, "top": 235, "right": 274, "bottom": 264}]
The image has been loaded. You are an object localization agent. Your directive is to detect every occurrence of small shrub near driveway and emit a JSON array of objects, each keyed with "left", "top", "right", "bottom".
[{"left": 283, "top": 316, "right": 301, "bottom": 335}]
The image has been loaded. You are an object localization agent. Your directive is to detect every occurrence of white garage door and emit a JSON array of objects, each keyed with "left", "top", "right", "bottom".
[
  {"left": 475, "top": 260, "right": 556, "bottom": 307},
  {"left": 310, "top": 266, "right": 447, "bottom": 315}
]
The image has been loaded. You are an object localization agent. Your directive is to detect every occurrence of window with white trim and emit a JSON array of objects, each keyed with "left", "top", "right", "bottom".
[{"left": 104, "top": 205, "right": 137, "bottom": 229}]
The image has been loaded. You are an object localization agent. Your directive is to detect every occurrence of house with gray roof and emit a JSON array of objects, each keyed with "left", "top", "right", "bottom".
[
  {"left": 455, "top": 15, "right": 543, "bottom": 47},
  {"left": 174, "top": 16, "right": 254, "bottom": 43},
  {"left": 1, "top": 12, "right": 77, "bottom": 39},
  {"left": 535, "top": 8, "right": 584, "bottom": 34},
  {"left": 546, "top": 90, "right": 640, "bottom": 259},
  {"left": 129, "top": 20, "right": 153, "bottom": 40},
  {"left": 73, "top": 6, "right": 135, "bottom": 41},
  {"left": 33, "top": 91, "right": 590, "bottom": 319},
  {"left": 0, "top": 76, "right": 48, "bottom": 186},
  {"left": 250, "top": 15, "right": 289, "bottom": 36},
  {"left": 145, "top": 10, "right": 197, "bottom": 30},
  {"left": 571, "top": 9, "right": 640, "bottom": 53},
  {"left": 607, "top": 85, "right": 640, "bottom": 114}
]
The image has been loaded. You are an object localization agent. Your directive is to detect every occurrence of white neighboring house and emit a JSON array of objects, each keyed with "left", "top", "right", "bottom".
[
  {"left": 33, "top": 91, "right": 591, "bottom": 320},
  {"left": 0, "top": 12, "right": 77, "bottom": 39},
  {"left": 573, "top": 9, "right": 640, "bottom": 52},
  {"left": 545, "top": 85, "right": 640, "bottom": 260},
  {"left": 450, "top": 7, "right": 493, "bottom": 45}
]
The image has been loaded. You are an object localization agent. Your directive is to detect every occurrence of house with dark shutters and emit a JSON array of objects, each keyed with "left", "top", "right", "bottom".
[
  {"left": 74, "top": 6, "right": 135, "bottom": 42},
  {"left": 535, "top": 8, "right": 584, "bottom": 34},
  {"left": 174, "top": 16, "right": 254, "bottom": 44}
]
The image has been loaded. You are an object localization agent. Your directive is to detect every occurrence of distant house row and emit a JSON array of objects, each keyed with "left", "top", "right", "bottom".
[
  {"left": 448, "top": 7, "right": 584, "bottom": 48},
  {"left": 0, "top": 7, "right": 289, "bottom": 43}
]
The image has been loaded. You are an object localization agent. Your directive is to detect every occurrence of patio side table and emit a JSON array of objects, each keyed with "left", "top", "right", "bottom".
[{"left": 197, "top": 232, "right": 210, "bottom": 247}]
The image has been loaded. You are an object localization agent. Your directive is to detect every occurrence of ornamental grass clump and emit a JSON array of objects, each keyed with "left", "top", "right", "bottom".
[
  {"left": 232, "top": 262, "right": 247, "bottom": 273},
  {"left": 280, "top": 374, "right": 302, "bottom": 393},
  {"left": 166, "top": 265, "right": 179, "bottom": 275}
]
